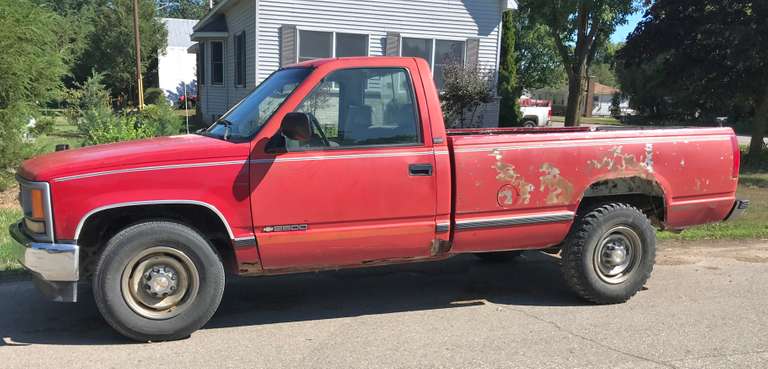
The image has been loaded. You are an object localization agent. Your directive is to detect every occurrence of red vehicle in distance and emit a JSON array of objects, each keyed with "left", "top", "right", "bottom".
[{"left": 11, "top": 57, "right": 747, "bottom": 341}]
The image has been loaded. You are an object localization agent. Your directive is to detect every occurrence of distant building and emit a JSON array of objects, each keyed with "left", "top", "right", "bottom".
[
  {"left": 159, "top": 18, "right": 198, "bottom": 104},
  {"left": 189, "top": 0, "right": 519, "bottom": 126},
  {"left": 530, "top": 78, "right": 630, "bottom": 117}
]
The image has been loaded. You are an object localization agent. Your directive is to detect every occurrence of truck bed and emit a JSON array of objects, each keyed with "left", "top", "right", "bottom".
[{"left": 445, "top": 127, "right": 738, "bottom": 253}]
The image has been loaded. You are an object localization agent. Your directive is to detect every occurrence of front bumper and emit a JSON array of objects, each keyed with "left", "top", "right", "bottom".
[
  {"left": 725, "top": 199, "right": 750, "bottom": 221},
  {"left": 9, "top": 221, "right": 80, "bottom": 302}
]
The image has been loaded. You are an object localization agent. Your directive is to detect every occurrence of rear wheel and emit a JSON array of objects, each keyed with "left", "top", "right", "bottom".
[
  {"left": 522, "top": 120, "right": 537, "bottom": 128},
  {"left": 93, "top": 221, "right": 225, "bottom": 342},
  {"left": 474, "top": 251, "right": 523, "bottom": 263},
  {"left": 561, "top": 203, "right": 655, "bottom": 304}
]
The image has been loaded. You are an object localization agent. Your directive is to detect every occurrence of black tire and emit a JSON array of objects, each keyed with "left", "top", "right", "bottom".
[
  {"left": 473, "top": 251, "right": 523, "bottom": 263},
  {"left": 522, "top": 120, "right": 537, "bottom": 128},
  {"left": 93, "top": 221, "right": 225, "bottom": 342},
  {"left": 561, "top": 203, "right": 655, "bottom": 304}
]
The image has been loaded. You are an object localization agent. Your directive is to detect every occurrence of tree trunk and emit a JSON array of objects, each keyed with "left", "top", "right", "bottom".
[
  {"left": 747, "top": 89, "right": 768, "bottom": 160},
  {"left": 564, "top": 63, "right": 586, "bottom": 127}
]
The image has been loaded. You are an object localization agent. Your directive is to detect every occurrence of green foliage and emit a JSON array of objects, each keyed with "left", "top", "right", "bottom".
[
  {"left": 498, "top": 10, "right": 522, "bottom": 126},
  {"left": 156, "top": 0, "right": 210, "bottom": 19},
  {"left": 144, "top": 87, "right": 166, "bottom": 106},
  {"left": 514, "top": 7, "right": 566, "bottom": 91},
  {"left": 610, "top": 92, "right": 622, "bottom": 117},
  {"left": 519, "top": 0, "right": 638, "bottom": 126},
  {"left": 617, "top": 0, "right": 768, "bottom": 159},
  {"left": 82, "top": 108, "right": 154, "bottom": 146},
  {"left": 72, "top": 0, "right": 168, "bottom": 105},
  {"left": 441, "top": 63, "right": 496, "bottom": 128},
  {"left": 0, "top": 0, "right": 69, "bottom": 107},
  {"left": 139, "top": 103, "right": 182, "bottom": 136}
]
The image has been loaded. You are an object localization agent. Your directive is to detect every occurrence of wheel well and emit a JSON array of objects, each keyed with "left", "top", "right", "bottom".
[
  {"left": 522, "top": 116, "right": 538, "bottom": 123},
  {"left": 77, "top": 204, "right": 237, "bottom": 277},
  {"left": 578, "top": 177, "right": 666, "bottom": 227}
]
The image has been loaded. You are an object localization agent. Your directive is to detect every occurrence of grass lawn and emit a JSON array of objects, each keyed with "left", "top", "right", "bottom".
[
  {"left": 0, "top": 208, "right": 22, "bottom": 272},
  {"left": 551, "top": 115, "right": 623, "bottom": 126}
]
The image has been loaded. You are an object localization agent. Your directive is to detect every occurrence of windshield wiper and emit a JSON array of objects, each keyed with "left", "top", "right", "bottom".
[{"left": 209, "top": 119, "right": 234, "bottom": 141}]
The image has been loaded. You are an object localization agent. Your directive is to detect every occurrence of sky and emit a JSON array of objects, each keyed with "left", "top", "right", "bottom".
[{"left": 610, "top": 11, "right": 644, "bottom": 43}]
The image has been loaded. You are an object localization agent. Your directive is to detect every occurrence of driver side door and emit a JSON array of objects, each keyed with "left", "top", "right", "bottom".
[{"left": 249, "top": 65, "right": 438, "bottom": 271}]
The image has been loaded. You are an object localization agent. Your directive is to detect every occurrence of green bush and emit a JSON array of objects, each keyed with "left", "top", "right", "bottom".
[
  {"left": 30, "top": 115, "right": 56, "bottom": 136},
  {"left": 80, "top": 105, "right": 153, "bottom": 145},
  {"left": 139, "top": 103, "right": 182, "bottom": 136},
  {"left": 143, "top": 88, "right": 166, "bottom": 106}
]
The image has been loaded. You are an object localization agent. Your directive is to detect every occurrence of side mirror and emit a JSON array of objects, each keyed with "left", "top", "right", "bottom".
[{"left": 281, "top": 112, "right": 312, "bottom": 142}]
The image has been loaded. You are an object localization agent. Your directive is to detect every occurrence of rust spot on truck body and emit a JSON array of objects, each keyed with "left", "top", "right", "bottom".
[
  {"left": 588, "top": 145, "right": 654, "bottom": 180},
  {"left": 539, "top": 163, "right": 574, "bottom": 204},
  {"left": 491, "top": 149, "right": 534, "bottom": 205}
]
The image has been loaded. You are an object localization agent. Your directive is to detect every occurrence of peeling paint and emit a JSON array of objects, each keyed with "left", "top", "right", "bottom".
[
  {"left": 588, "top": 145, "right": 654, "bottom": 178},
  {"left": 491, "top": 149, "right": 534, "bottom": 205},
  {"left": 539, "top": 163, "right": 574, "bottom": 204}
]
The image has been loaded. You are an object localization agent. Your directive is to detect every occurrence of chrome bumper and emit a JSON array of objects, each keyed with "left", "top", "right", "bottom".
[
  {"left": 725, "top": 199, "right": 750, "bottom": 221},
  {"left": 9, "top": 221, "right": 80, "bottom": 302}
]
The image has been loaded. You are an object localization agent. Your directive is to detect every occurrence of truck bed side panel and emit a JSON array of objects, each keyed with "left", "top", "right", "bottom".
[{"left": 448, "top": 128, "right": 737, "bottom": 252}]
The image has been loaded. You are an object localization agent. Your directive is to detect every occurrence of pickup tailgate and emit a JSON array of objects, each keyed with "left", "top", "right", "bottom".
[{"left": 446, "top": 127, "right": 739, "bottom": 253}]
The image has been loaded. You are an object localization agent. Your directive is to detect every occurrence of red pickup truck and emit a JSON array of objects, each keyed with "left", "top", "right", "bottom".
[{"left": 11, "top": 57, "right": 747, "bottom": 341}]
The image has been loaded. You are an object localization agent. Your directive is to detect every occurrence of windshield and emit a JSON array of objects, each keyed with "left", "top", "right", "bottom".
[{"left": 203, "top": 67, "right": 312, "bottom": 141}]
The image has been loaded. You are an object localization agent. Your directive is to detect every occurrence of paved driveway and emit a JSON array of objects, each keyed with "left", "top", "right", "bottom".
[{"left": 1, "top": 241, "right": 767, "bottom": 369}]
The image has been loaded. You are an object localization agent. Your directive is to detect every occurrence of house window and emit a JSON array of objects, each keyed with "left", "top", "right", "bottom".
[
  {"left": 235, "top": 32, "right": 246, "bottom": 86},
  {"left": 211, "top": 41, "right": 224, "bottom": 85},
  {"left": 299, "top": 30, "right": 333, "bottom": 62},
  {"left": 198, "top": 43, "right": 205, "bottom": 85},
  {"left": 335, "top": 33, "right": 368, "bottom": 57},
  {"left": 401, "top": 38, "right": 465, "bottom": 90},
  {"left": 298, "top": 30, "right": 369, "bottom": 62}
]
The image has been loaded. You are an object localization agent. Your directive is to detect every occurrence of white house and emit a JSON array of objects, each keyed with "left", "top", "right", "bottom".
[
  {"left": 159, "top": 18, "right": 198, "bottom": 104},
  {"left": 190, "top": 0, "right": 517, "bottom": 126}
]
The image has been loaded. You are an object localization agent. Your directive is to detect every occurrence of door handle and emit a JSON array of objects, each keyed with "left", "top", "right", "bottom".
[{"left": 409, "top": 163, "right": 433, "bottom": 176}]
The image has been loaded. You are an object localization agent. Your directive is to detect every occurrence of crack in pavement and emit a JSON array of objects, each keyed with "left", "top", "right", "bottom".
[
  {"left": 663, "top": 348, "right": 768, "bottom": 365},
  {"left": 502, "top": 305, "right": 677, "bottom": 369}
]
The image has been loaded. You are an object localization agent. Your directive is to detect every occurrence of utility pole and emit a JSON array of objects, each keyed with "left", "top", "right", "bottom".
[{"left": 132, "top": 0, "right": 145, "bottom": 110}]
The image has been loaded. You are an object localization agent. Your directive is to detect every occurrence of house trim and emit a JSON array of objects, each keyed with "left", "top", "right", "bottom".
[{"left": 191, "top": 31, "right": 229, "bottom": 41}]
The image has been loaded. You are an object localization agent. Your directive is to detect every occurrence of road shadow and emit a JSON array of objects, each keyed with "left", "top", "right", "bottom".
[{"left": 0, "top": 252, "right": 584, "bottom": 346}]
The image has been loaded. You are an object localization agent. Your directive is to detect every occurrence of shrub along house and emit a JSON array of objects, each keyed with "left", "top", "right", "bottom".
[{"left": 190, "top": 0, "right": 517, "bottom": 127}]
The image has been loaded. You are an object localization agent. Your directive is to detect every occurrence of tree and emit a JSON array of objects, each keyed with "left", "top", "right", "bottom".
[
  {"left": 156, "top": 0, "right": 210, "bottom": 19},
  {"left": 521, "top": 0, "right": 638, "bottom": 126},
  {"left": 441, "top": 63, "right": 496, "bottom": 128},
  {"left": 0, "top": 0, "right": 69, "bottom": 180},
  {"left": 514, "top": 7, "right": 566, "bottom": 92},
  {"left": 498, "top": 10, "right": 522, "bottom": 126},
  {"left": 73, "top": 0, "right": 168, "bottom": 105},
  {"left": 617, "top": 0, "right": 768, "bottom": 159}
]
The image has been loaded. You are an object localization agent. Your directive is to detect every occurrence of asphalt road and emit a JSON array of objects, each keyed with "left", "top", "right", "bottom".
[{"left": 1, "top": 241, "right": 767, "bottom": 369}]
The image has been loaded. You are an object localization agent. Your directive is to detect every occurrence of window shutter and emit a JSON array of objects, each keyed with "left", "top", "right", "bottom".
[
  {"left": 465, "top": 37, "right": 480, "bottom": 66},
  {"left": 385, "top": 32, "right": 401, "bottom": 56},
  {"left": 280, "top": 25, "right": 297, "bottom": 67}
]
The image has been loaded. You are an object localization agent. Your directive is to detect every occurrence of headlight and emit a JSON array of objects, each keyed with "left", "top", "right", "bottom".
[{"left": 18, "top": 177, "right": 53, "bottom": 242}]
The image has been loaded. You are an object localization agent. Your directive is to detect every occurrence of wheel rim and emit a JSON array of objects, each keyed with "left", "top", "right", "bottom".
[
  {"left": 592, "top": 226, "right": 642, "bottom": 284},
  {"left": 120, "top": 246, "right": 200, "bottom": 320}
]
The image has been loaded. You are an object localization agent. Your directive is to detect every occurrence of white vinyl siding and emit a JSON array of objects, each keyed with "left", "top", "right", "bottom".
[
  {"left": 199, "top": 0, "right": 503, "bottom": 126},
  {"left": 258, "top": 0, "right": 502, "bottom": 82}
]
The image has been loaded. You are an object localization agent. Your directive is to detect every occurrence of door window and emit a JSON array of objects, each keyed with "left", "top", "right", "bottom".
[{"left": 290, "top": 68, "right": 421, "bottom": 149}]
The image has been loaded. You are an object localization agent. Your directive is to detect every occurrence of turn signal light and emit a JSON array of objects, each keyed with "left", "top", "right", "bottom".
[{"left": 30, "top": 189, "right": 44, "bottom": 220}]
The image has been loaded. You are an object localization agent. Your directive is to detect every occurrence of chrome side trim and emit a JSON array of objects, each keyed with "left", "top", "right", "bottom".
[
  {"left": 54, "top": 160, "right": 247, "bottom": 182},
  {"left": 54, "top": 151, "right": 440, "bottom": 182},
  {"left": 74, "top": 200, "right": 236, "bottom": 240},
  {"left": 453, "top": 135, "right": 733, "bottom": 154},
  {"left": 436, "top": 223, "right": 450, "bottom": 233},
  {"left": 454, "top": 212, "right": 575, "bottom": 230},
  {"left": 232, "top": 236, "right": 257, "bottom": 248}
]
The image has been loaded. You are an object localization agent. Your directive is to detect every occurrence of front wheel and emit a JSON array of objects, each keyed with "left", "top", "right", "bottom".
[
  {"left": 93, "top": 221, "right": 225, "bottom": 342},
  {"left": 561, "top": 203, "right": 655, "bottom": 304}
]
